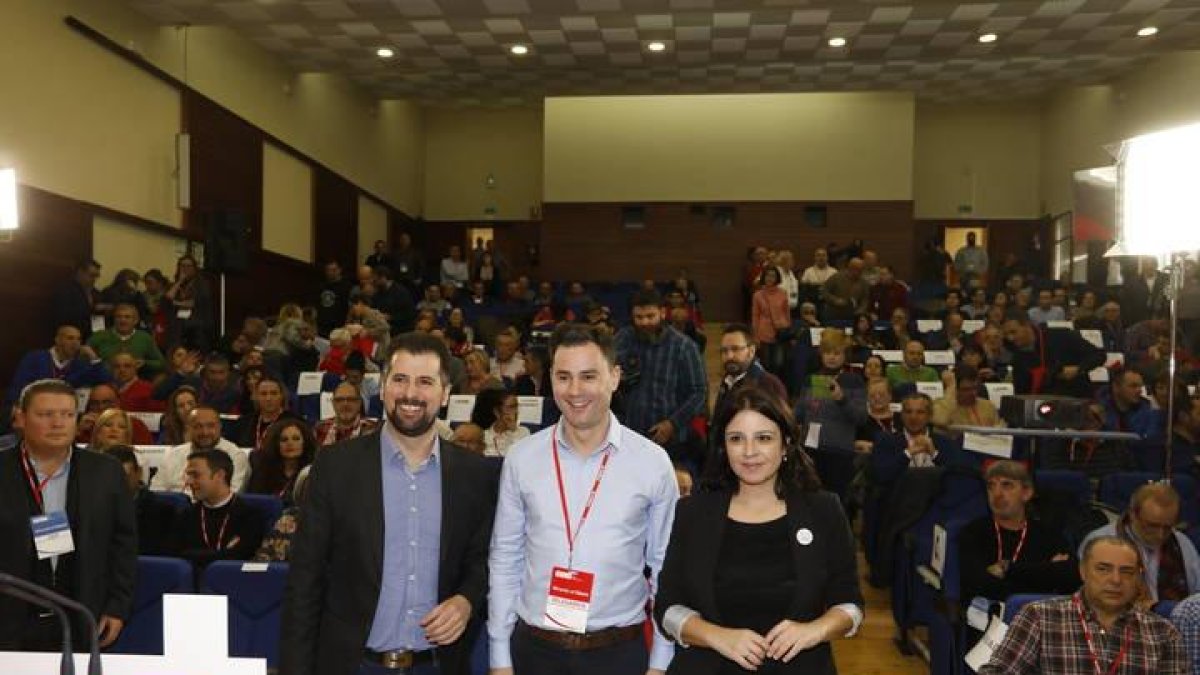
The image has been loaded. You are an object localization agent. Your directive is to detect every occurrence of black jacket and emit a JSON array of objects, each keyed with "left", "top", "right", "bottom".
[
  {"left": 655, "top": 490, "right": 862, "bottom": 675},
  {"left": 280, "top": 433, "right": 498, "bottom": 675},
  {"left": 0, "top": 449, "right": 137, "bottom": 649}
]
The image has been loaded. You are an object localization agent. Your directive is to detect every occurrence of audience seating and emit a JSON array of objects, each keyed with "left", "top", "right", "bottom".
[
  {"left": 201, "top": 561, "right": 290, "bottom": 668},
  {"left": 1003, "top": 593, "right": 1054, "bottom": 623},
  {"left": 151, "top": 491, "right": 191, "bottom": 513},
  {"left": 109, "top": 556, "right": 194, "bottom": 655},
  {"left": 1097, "top": 472, "right": 1199, "bottom": 526},
  {"left": 238, "top": 493, "right": 285, "bottom": 531}
]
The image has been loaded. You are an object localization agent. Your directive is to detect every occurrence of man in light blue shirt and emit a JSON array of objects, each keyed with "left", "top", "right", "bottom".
[
  {"left": 1027, "top": 288, "right": 1068, "bottom": 326},
  {"left": 489, "top": 323, "right": 679, "bottom": 674}
]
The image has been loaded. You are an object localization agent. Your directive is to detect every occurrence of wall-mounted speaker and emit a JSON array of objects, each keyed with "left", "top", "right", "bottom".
[{"left": 204, "top": 210, "right": 249, "bottom": 273}]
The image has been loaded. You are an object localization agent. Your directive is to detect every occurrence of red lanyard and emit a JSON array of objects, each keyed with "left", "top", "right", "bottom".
[
  {"left": 200, "top": 503, "right": 232, "bottom": 550},
  {"left": 550, "top": 427, "right": 612, "bottom": 569},
  {"left": 20, "top": 446, "right": 59, "bottom": 514},
  {"left": 255, "top": 413, "right": 279, "bottom": 451},
  {"left": 1074, "top": 595, "right": 1132, "bottom": 675},
  {"left": 993, "top": 520, "right": 1028, "bottom": 565}
]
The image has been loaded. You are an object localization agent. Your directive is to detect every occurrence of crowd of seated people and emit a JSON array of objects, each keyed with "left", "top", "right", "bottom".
[{"left": 10, "top": 240, "right": 1200, "bottom": 672}]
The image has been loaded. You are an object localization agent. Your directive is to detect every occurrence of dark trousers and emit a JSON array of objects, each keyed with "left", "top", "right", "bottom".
[{"left": 511, "top": 623, "right": 648, "bottom": 675}]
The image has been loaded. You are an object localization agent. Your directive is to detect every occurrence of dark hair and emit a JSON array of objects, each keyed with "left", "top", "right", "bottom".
[
  {"left": 630, "top": 289, "right": 662, "bottom": 309},
  {"left": 162, "top": 385, "right": 199, "bottom": 446},
  {"left": 722, "top": 323, "right": 756, "bottom": 346},
  {"left": 960, "top": 344, "right": 985, "bottom": 362},
  {"left": 75, "top": 258, "right": 101, "bottom": 272},
  {"left": 702, "top": 386, "right": 821, "bottom": 498},
  {"left": 954, "top": 365, "right": 980, "bottom": 387},
  {"left": 372, "top": 265, "right": 393, "bottom": 280},
  {"left": 386, "top": 331, "right": 453, "bottom": 384},
  {"left": 104, "top": 444, "right": 139, "bottom": 468},
  {"left": 248, "top": 419, "right": 317, "bottom": 495},
  {"left": 187, "top": 448, "right": 235, "bottom": 486},
  {"left": 901, "top": 391, "right": 934, "bottom": 411},
  {"left": 757, "top": 266, "right": 781, "bottom": 286},
  {"left": 853, "top": 313, "right": 874, "bottom": 335},
  {"left": 19, "top": 379, "right": 77, "bottom": 411},
  {"left": 549, "top": 322, "right": 617, "bottom": 367},
  {"left": 471, "top": 388, "right": 509, "bottom": 429},
  {"left": 204, "top": 352, "right": 231, "bottom": 369},
  {"left": 143, "top": 269, "right": 167, "bottom": 286},
  {"left": 344, "top": 350, "right": 366, "bottom": 372}
]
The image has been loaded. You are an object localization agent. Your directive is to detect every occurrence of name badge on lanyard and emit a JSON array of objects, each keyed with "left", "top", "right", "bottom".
[
  {"left": 31, "top": 512, "right": 75, "bottom": 560},
  {"left": 544, "top": 427, "right": 609, "bottom": 634}
]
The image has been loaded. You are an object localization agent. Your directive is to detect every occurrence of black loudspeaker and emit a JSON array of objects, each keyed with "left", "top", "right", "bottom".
[{"left": 204, "top": 210, "right": 249, "bottom": 273}]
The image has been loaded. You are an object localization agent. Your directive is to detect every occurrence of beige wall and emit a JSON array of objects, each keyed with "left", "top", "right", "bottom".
[
  {"left": 358, "top": 196, "right": 390, "bottom": 265},
  {"left": 544, "top": 93, "right": 915, "bottom": 202},
  {"left": 262, "top": 144, "right": 314, "bottom": 262},
  {"left": 0, "top": 0, "right": 181, "bottom": 227},
  {"left": 913, "top": 102, "right": 1042, "bottom": 219},
  {"left": 1040, "top": 51, "right": 1200, "bottom": 216},
  {"left": 423, "top": 107, "right": 544, "bottom": 221},
  {"left": 3, "top": 0, "right": 424, "bottom": 218},
  {"left": 93, "top": 215, "right": 191, "bottom": 287}
]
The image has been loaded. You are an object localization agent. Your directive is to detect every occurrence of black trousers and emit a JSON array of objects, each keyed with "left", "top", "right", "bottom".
[{"left": 511, "top": 623, "right": 648, "bottom": 675}]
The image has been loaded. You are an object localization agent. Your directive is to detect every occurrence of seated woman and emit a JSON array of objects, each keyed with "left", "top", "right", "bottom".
[
  {"left": 656, "top": 386, "right": 863, "bottom": 675},
  {"left": 849, "top": 313, "right": 883, "bottom": 363},
  {"left": 89, "top": 408, "right": 134, "bottom": 453},
  {"left": 246, "top": 419, "right": 317, "bottom": 504},
  {"left": 472, "top": 389, "right": 530, "bottom": 458},
  {"left": 460, "top": 349, "right": 505, "bottom": 394},
  {"left": 158, "top": 385, "right": 198, "bottom": 446}
]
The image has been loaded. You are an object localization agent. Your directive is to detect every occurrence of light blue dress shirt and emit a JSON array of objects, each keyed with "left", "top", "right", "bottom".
[
  {"left": 366, "top": 434, "right": 443, "bottom": 652},
  {"left": 29, "top": 448, "right": 72, "bottom": 571},
  {"left": 488, "top": 412, "right": 678, "bottom": 670}
]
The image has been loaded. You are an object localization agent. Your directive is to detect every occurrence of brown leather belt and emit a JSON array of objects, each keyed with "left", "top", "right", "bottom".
[
  {"left": 518, "top": 619, "right": 643, "bottom": 651},
  {"left": 362, "top": 648, "right": 435, "bottom": 670}
]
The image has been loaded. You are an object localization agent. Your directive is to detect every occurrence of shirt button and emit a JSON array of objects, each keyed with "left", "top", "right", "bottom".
[
  {"left": 410, "top": 506, "right": 418, "bottom": 513},
  {"left": 408, "top": 575, "right": 415, "bottom": 581},
  {"left": 410, "top": 485, "right": 417, "bottom": 491},
  {"left": 410, "top": 540, "right": 417, "bottom": 547}
]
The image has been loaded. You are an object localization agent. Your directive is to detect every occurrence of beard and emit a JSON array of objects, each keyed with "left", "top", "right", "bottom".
[
  {"left": 386, "top": 398, "right": 438, "bottom": 438},
  {"left": 723, "top": 360, "right": 747, "bottom": 377},
  {"left": 635, "top": 323, "right": 664, "bottom": 344}
]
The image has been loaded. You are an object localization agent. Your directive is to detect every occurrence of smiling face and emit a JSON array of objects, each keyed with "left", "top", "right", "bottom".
[
  {"left": 381, "top": 350, "right": 450, "bottom": 438},
  {"left": 551, "top": 343, "right": 620, "bottom": 436},
  {"left": 723, "top": 410, "right": 786, "bottom": 491}
]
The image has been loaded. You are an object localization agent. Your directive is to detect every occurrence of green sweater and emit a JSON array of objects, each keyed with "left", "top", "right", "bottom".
[
  {"left": 87, "top": 330, "right": 166, "bottom": 375},
  {"left": 886, "top": 364, "right": 940, "bottom": 390}
]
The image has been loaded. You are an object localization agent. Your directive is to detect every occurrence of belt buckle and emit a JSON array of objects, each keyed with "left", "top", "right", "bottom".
[{"left": 382, "top": 651, "right": 414, "bottom": 669}]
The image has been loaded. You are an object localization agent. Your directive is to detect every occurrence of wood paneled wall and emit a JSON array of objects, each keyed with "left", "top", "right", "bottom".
[
  {"left": 405, "top": 220, "right": 543, "bottom": 289},
  {"left": 539, "top": 202, "right": 916, "bottom": 321},
  {"left": 913, "top": 218, "right": 1052, "bottom": 288}
]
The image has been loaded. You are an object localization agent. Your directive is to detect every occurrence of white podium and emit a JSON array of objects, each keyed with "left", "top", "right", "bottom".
[{"left": 0, "top": 594, "right": 266, "bottom": 674}]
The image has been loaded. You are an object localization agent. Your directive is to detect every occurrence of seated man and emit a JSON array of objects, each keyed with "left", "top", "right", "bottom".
[
  {"left": 923, "top": 311, "right": 968, "bottom": 356},
  {"left": 871, "top": 392, "right": 966, "bottom": 485},
  {"left": 1027, "top": 288, "right": 1067, "bottom": 326},
  {"left": 959, "top": 460, "right": 1078, "bottom": 603},
  {"left": 75, "top": 383, "right": 154, "bottom": 445},
  {"left": 312, "top": 382, "right": 379, "bottom": 447},
  {"left": 172, "top": 449, "right": 265, "bottom": 567},
  {"left": 981, "top": 536, "right": 1186, "bottom": 674},
  {"left": 151, "top": 406, "right": 250, "bottom": 493},
  {"left": 87, "top": 303, "right": 165, "bottom": 376},
  {"left": 932, "top": 365, "right": 1002, "bottom": 433},
  {"left": 7, "top": 324, "right": 110, "bottom": 406},
  {"left": 154, "top": 352, "right": 241, "bottom": 414},
  {"left": 1080, "top": 482, "right": 1200, "bottom": 602},
  {"left": 109, "top": 350, "right": 164, "bottom": 413},
  {"left": 885, "top": 339, "right": 940, "bottom": 394},
  {"left": 1096, "top": 368, "right": 1160, "bottom": 439},
  {"left": 489, "top": 327, "right": 526, "bottom": 382},
  {"left": 1002, "top": 315, "right": 1105, "bottom": 398}
]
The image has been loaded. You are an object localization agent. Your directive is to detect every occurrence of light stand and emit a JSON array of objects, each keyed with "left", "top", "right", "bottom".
[{"left": 1163, "top": 254, "right": 1186, "bottom": 478}]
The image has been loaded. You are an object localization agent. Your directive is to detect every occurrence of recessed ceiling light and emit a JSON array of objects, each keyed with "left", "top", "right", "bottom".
[
  {"left": 1137, "top": 26, "right": 1159, "bottom": 37},
  {"left": 978, "top": 33, "right": 998, "bottom": 43},
  {"left": 646, "top": 41, "right": 667, "bottom": 52},
  {"left": 510, "top": 44, "right": 529, "bottom": 55},
  {"left": 376, "top": 47, "right": 394, "bottom": 58},
  {"left": 828, "top": 37, "right": 847, "bottom": 47}
]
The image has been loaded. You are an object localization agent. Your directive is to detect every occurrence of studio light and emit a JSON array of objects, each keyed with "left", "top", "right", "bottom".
[
  {"left": 1116, "top": 121, "right": 1200, "bottom": 255},
  {"left": 0, "top": 168, "right": 18, "bottom": 232}
]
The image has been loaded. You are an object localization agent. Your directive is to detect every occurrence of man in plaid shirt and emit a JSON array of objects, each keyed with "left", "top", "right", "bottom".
[
  {"left": 981, "top": 536, "right": 1187, "bottom": 674},
  {"left": 614, "top": 289, "right": 707, "bottom": 458}
]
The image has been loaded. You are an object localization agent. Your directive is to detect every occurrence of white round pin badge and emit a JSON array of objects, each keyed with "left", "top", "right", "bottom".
[{"left": 796, "top": 528, "right": 814, "bottom": 546}]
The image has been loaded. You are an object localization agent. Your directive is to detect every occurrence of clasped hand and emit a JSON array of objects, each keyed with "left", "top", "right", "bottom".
[{"left": 714, "top": 620, "right": 825, "bottom": 671}]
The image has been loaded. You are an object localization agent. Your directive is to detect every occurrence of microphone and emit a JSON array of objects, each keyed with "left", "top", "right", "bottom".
[
  {"left": 0, "top": 573, "right": 102, "bottom": 675},
  {"left": 0, "top": 582, "right": 73, "bottom": 675}
]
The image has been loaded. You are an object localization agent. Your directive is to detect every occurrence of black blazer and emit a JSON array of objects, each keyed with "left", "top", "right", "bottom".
[
  {"left": 280, "top": 432, "right": 498, "bottom": 675},
  {"left": 654, "top": 490, "right": 863, "bottom": 675},
  {"left": 0, "top": 448, "right": 137, "bottom": 648}
]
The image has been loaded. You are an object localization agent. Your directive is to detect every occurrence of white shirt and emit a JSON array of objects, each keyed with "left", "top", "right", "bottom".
[
  {"left": 149, "top": 439, "right": 250, "bottom": 493},
  {"left": 483, "top": 426, "right": 530, "bottom": 458},
  {"left": 780, "top": 269, "right": 800, "bottom": 309},
  {"left": 490, "top": 355, "right": 526, "bottom": 382},
  {"left": 801, "top": 265, "right": 838, "bottom": 285}
]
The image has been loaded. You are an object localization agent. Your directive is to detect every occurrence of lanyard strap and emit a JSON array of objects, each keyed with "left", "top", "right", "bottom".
[
  {"left": 550, "top": 427, "right": 612, "bottom": 568},
  {"left": 1074, "top": 595, "right": 1132, "bottom": 675},
  {"left": 21, "top": 446, "right": 58, "bottom": 514},
  {"left": 994, "top": 520, "right": 1029, "bottom": 565},
  {"left": 200, "top": 503, "right": 233, "bottom": 550}
]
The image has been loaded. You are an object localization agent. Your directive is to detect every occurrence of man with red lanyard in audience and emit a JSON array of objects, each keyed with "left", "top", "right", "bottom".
[
  {"left": 172, "top": 449, "right": 263, "bottom": 567},
  {"left": 233, "top": 376, "right": 301, "bottom": 452},
  {"left": 488, "top": 323, "right": 678, "bottom": 675},
  {"left": 981, "top": 535, "right": 1187, "bottom": 674},
  {"left": 314, "top": 382, "right": 380, "bottom": 447},
  {"left": 1002, "top": 315, "right": 1106, "bottom": 398}
]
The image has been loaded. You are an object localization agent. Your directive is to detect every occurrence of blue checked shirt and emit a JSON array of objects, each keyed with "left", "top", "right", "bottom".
[
  {"left": 1171, "top": 594, "right": 1200, "bottom": 675},
  {"left": 366, "top": 434, "right": 442, "bottom": 652},
  {"left": 614, "top": 325, "right": 707, "bottom": 442}
]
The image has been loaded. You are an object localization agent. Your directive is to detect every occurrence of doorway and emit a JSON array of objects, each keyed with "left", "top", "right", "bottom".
[{"left": 944, "top": 226, "right": 987, "bottom": 287}]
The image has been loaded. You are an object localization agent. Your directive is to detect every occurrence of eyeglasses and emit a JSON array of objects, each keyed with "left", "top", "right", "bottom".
[
  {"left": 332, "top": 397, "right": 359, "bottom": 403},
  {"left": 718, "top": 345, "right": 750, "bottom": 355}
]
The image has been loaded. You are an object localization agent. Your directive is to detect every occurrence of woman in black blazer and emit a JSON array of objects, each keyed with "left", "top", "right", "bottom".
[{"left": 655, "top": 386, "right": 864, "bottom": 674}]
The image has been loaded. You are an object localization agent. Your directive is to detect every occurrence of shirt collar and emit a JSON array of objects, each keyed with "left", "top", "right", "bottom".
[
  {"left": 381, "top": 425, "right": 442, "bottom": 468},
  {"left": 554, "top": 411, "right": 622, "bottom": 456},
  {"left": 1074, "top": 590, "right": 1136, "bottom": 627},
  {"left": 203, "top": 492, "right": 235, "bottom": 509},
  {"left": 26, "top": 446, "right": 73, "bottom": 481}
]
